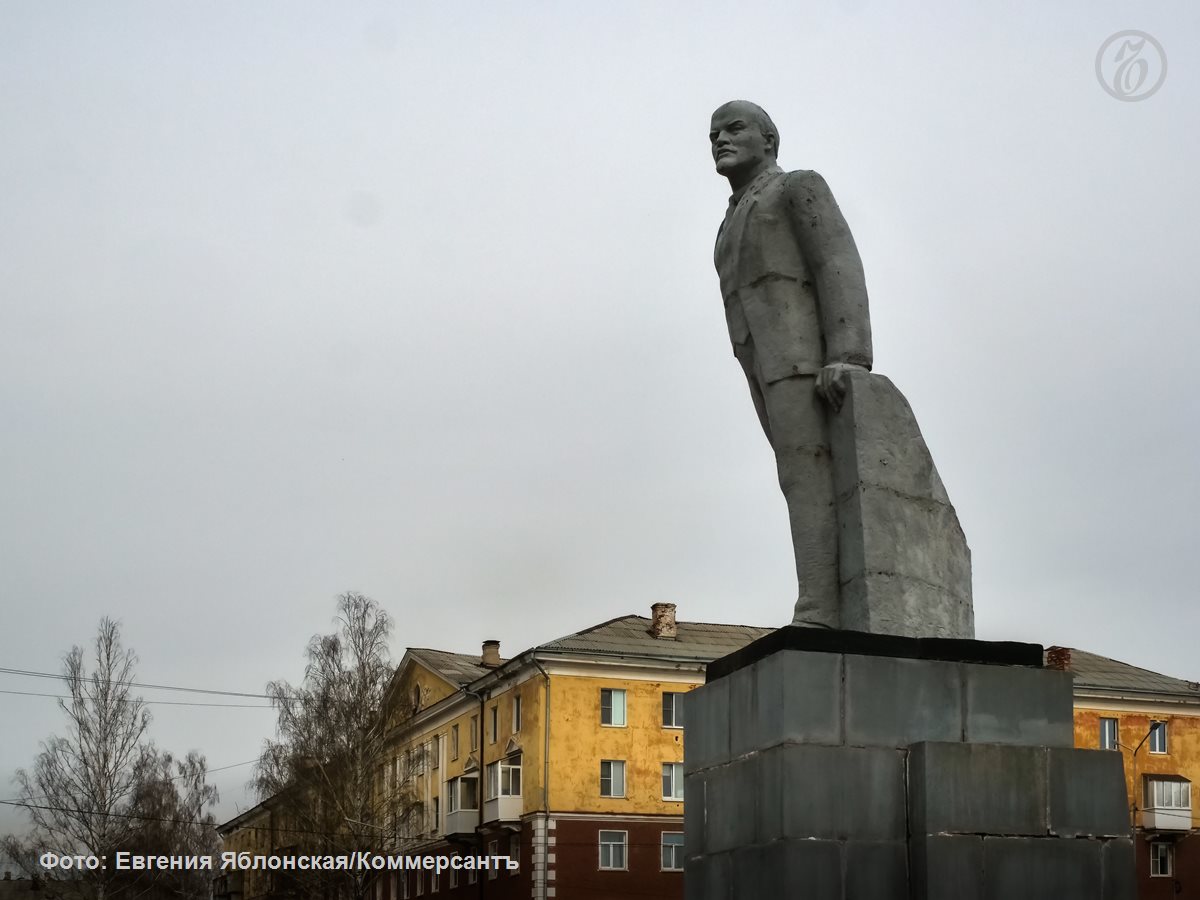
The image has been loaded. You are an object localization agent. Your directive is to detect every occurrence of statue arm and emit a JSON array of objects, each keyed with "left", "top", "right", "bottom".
[{"left": 786, "top": 171, "right": 873, "bottom": 370}]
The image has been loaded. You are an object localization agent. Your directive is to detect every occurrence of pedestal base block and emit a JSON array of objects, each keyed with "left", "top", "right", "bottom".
[{"left": 683, "top": 628, "right": 1134, "bottom": 900}]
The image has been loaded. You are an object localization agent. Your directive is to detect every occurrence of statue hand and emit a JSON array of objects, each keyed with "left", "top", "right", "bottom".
[{"left": 816, "top": 363, "right": 866, "bottom": 412}]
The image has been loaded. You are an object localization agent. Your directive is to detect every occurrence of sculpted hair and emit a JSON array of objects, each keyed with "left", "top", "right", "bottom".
[{"left": 747, "top": 104, "right": 780, "bottom": 158}]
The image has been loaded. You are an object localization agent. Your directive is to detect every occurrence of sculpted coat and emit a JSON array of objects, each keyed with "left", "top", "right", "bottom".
[{"left": 715, "top": 164, "right": 872, "bottom": 444}]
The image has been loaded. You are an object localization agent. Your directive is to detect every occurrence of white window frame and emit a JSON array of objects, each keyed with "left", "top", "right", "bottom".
[
  {"left": 661, "top": 832, "right": 684, "bottom": 871},
  {"left": 487, "top": 840, "right": 499, "bottom": 881},
  {"left": 449, "top": 867, "right": 458, "bottom": 889},
  {"left": 598, "top": 830, "right": 628, "bottom": 870},
  {"left": 1099, "top": 717, "right": 1118, "bottom": 750},
  {"left": 601, "top": 688, "right": 627, "bottom": 727},
  {"left": 431, "top": 733, "right": 440, "bottom": 769},
  {"left": 1149, "top": 720, "right": 1168, "bottom": 754},
  {"left": 486, "top": 754, "right": 522, "bottom": 800},
  {"left": 450, "top": 724, "right": 459, "bottom": 760},
  {"left": 470, "top": 715, "right": 479, "bottom": 751},
  {"left": 513, "top": 693, "right": 523, "bottom": 732},
  {"left": 662, "top": 762, "right": 684, "bottom": 801},
  {"left": 1145, "top": 777, "right": 1191, "bottom": 810},
  {"left": 662, "top": 692, "right": 684, "bottom": 729},
  {"left": 1150, "top": 841, "right": 1173, "bottom": 877},
  {"left": 600, "top": 759, "right": 626, "bottom": 798}
]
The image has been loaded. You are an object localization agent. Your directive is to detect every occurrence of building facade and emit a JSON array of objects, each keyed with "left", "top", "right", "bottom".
[
  {"left": 1048, "top": 647, "right": 1200, "bottom": 898},
  {"left": 376, "top": 605, "right": 768, "bottom": 900}
]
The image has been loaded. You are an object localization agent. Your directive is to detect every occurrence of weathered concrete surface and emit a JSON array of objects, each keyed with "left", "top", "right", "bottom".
[{"left": 831, "top": 369, "right": 974, "bottom": 638}]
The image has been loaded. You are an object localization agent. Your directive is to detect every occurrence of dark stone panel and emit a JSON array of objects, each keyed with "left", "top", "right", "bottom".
[
  {"left": 845, "top": 655, "right": 963, "bottom": 746},
  {"left": 909, "top": 742, "right": 1048, "bottom": 836},
  {"left": 705, "top": 760, "right": 758, "bottom": 853},
  {"left": 758, "top": 839, "right": 842, "bottom": 899},
  {"left": 982, "top": 837, "right": 1102, "bottom": 900},
  {"left": 683, "top": 677, "right": 730, "bottom": 773},
  {"left": 910, "top": 834, "right": 984, "bottom": 900},
  {"left": 754, "top": 649, "right": 843, "bottom": 749},
  {"left": 964, "top": 663, "right": 1075, "bottom": 747},
  {"left": 1101, "top": 838, "right": 1136, "bottom": 900},
  {"left": 844, "top": 840, "right": 907, "bottom": 900},
  {"left": 1048, "top": 748, "right": 1131, "bottom": 838},
  {"left": 773, "top": 744, "right": 906, "bottom": 841}
]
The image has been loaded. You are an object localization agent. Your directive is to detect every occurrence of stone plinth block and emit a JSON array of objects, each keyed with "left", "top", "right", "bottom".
[
  {"left": 830, "top": 371, "right": 973, "bottom": 639},
  {"left": 685, "top": 634, "right": 1135, "bottom": 900}
]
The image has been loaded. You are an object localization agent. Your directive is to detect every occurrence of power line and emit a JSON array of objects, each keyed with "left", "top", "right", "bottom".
[
  {"left": 0, "top": 666, "right": 288, "bottom": 700},
  {"left": 0, "top": 760, "right": 261, "bottom": 806},
  {"left": 0, "top": 689, "right": 272, "bottom": 709}
]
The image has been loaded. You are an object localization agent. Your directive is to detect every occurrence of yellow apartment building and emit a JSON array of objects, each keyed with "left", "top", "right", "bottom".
[
  {"left": 375, "top": 604, "right": 768, "bottom": 900},
  {"left": 1048, "top": 646, "right": 1200, "bottom": 898}
]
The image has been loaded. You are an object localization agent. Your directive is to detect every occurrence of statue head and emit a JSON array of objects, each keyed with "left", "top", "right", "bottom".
[{"left": 709, "top": 101, "right": 779, "bottom": 185}]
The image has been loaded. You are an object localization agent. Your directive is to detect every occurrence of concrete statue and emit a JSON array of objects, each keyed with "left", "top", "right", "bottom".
[
  {"left": 683, "top": 102, "right": 1136, "bottom": 900},
  {"left": 710, "top": 100, "right": 972, "bottom": 638}
]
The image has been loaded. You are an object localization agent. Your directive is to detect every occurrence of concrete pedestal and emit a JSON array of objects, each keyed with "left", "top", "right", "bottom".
[{"left": 683, "top": 628, "right": 1135, "bottom": 900}]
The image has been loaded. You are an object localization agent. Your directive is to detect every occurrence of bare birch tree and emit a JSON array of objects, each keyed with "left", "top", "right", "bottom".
[
  {"left": 3, "top": 620, "right": 219, "bottom": 900},
  {"left": 4, "top": 619, "right": 148, "bottom": 900},
  {"left": 253, "top": 592, "right": 417, "bottom": 900}
]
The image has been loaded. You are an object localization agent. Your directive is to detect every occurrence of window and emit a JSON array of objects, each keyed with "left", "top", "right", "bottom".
[
  {"left": 431, "top": 734, "right": 440, "bottom": 769},
  {"left": 470, "top": 715, "right": 479, "bottom": 751},
  {"left": 489, "top": 705, "right": 498, "bottom": 744},
  {"left": 432, "top": 796, "right": 440, "bottom": 832},
  {"left": 487, "top": 840, "right": 499, "bottom": 880},
  {"left": 513, "top": 693, "right": 523, "bottom": 732},
  {"left": 601, "top": 688, "right": 626, "bottom": 726},
  {"left": 467, "top": 868, "right": 477, "bottom": 885},
  {"left": 447, "top": 776, "right": 479, "bottom": 813},
  {"left": 1151, "top": 842, "right": 1173, "bottom": 877},
  {"left": 508, "top": 835, "right": 519, "bottom": 874},
  {"left": 451, "top": 724, "right": 460, "bottom": 760},
  {"left": 449, "top": 868, "right": 458, "bottom": 889},
  {"left": 1145, "top": 777, "right": 1191, "bottom": 810},
  {"left": 600, "top": 760, "right": 626, "bottom": 797},
  {"left": 486, "top": 753, "right": 522, "bottom": 799},
  {"left": 430, "top": 872, "right": 438, "bottom": 893},
  {"left": 415, "top": 870, "right": 423, "bottom": 896},
  {"left": 400, "top": 874, "right": 409, "bottom": 899},
  {"left": 599, "top": 831, "right": 627, "bottom": 870},
  {"left": 662, "top": 762, "right": 684, "bottom": 801},
  {"left": 1099, "top": 717, "right": 1118, "bottom": 750},
  {"left": 663, "top": 692, "right": 684, "bottom": 728},
  {"left": 1150, "top": 720, "right": 1168, "bottom": 754},
  {"left": 661, "top": 832, "right": 684, "bottom": 871}
]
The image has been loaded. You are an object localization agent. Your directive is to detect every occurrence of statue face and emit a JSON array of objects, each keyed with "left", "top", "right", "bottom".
[{"left": 710, "top": 104, "right": 773, "bottom": 178}]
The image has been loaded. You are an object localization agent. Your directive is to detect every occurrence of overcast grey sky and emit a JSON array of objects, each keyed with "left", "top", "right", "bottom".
[{"left": 2, "top": 0, "right": 1197, "bottom": 831}]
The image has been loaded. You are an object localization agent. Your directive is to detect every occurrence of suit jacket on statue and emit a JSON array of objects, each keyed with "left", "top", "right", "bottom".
[{"left": 715, "top": 165, "right": 873, "bottom": 384}]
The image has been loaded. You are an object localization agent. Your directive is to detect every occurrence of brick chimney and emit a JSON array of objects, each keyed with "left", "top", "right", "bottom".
[
  {"left": 650, "top": 603, "right": 677, "bottom": 639},
  {"left": 1045, "top": 646, "right": 1072, "bottom": 670},
  {"left": 481, "top": 640, "right": 501, "bottom": 668}
]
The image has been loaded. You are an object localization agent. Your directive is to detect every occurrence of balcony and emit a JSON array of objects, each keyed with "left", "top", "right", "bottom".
[
  {"left": 1143, "top": 777, "right": 1191, "bottom": 831},
  {"left": 483, "top": 796, "right": 523, "bottom": 823},
  {"left": 1142, "top": 806, "right": 1191, "bottom": 831},
  {"left": 445, "top": 807, "right": 479, "bottom": 838}
]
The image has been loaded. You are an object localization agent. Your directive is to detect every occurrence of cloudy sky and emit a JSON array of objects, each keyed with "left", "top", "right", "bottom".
[{"left": 2, "top": 0, "right": 1197, "bottom": 832}]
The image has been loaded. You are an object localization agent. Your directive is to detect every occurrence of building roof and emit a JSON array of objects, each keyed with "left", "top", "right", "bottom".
[
  {"left": 533, "top": 614, "right": 773, "bottom": 663},
  {"left": 1053, "top": 647, "right": 1200, "bottom": 700},
  {"left": 407, "top": 648, "right": 499, "bottom": 687}
]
